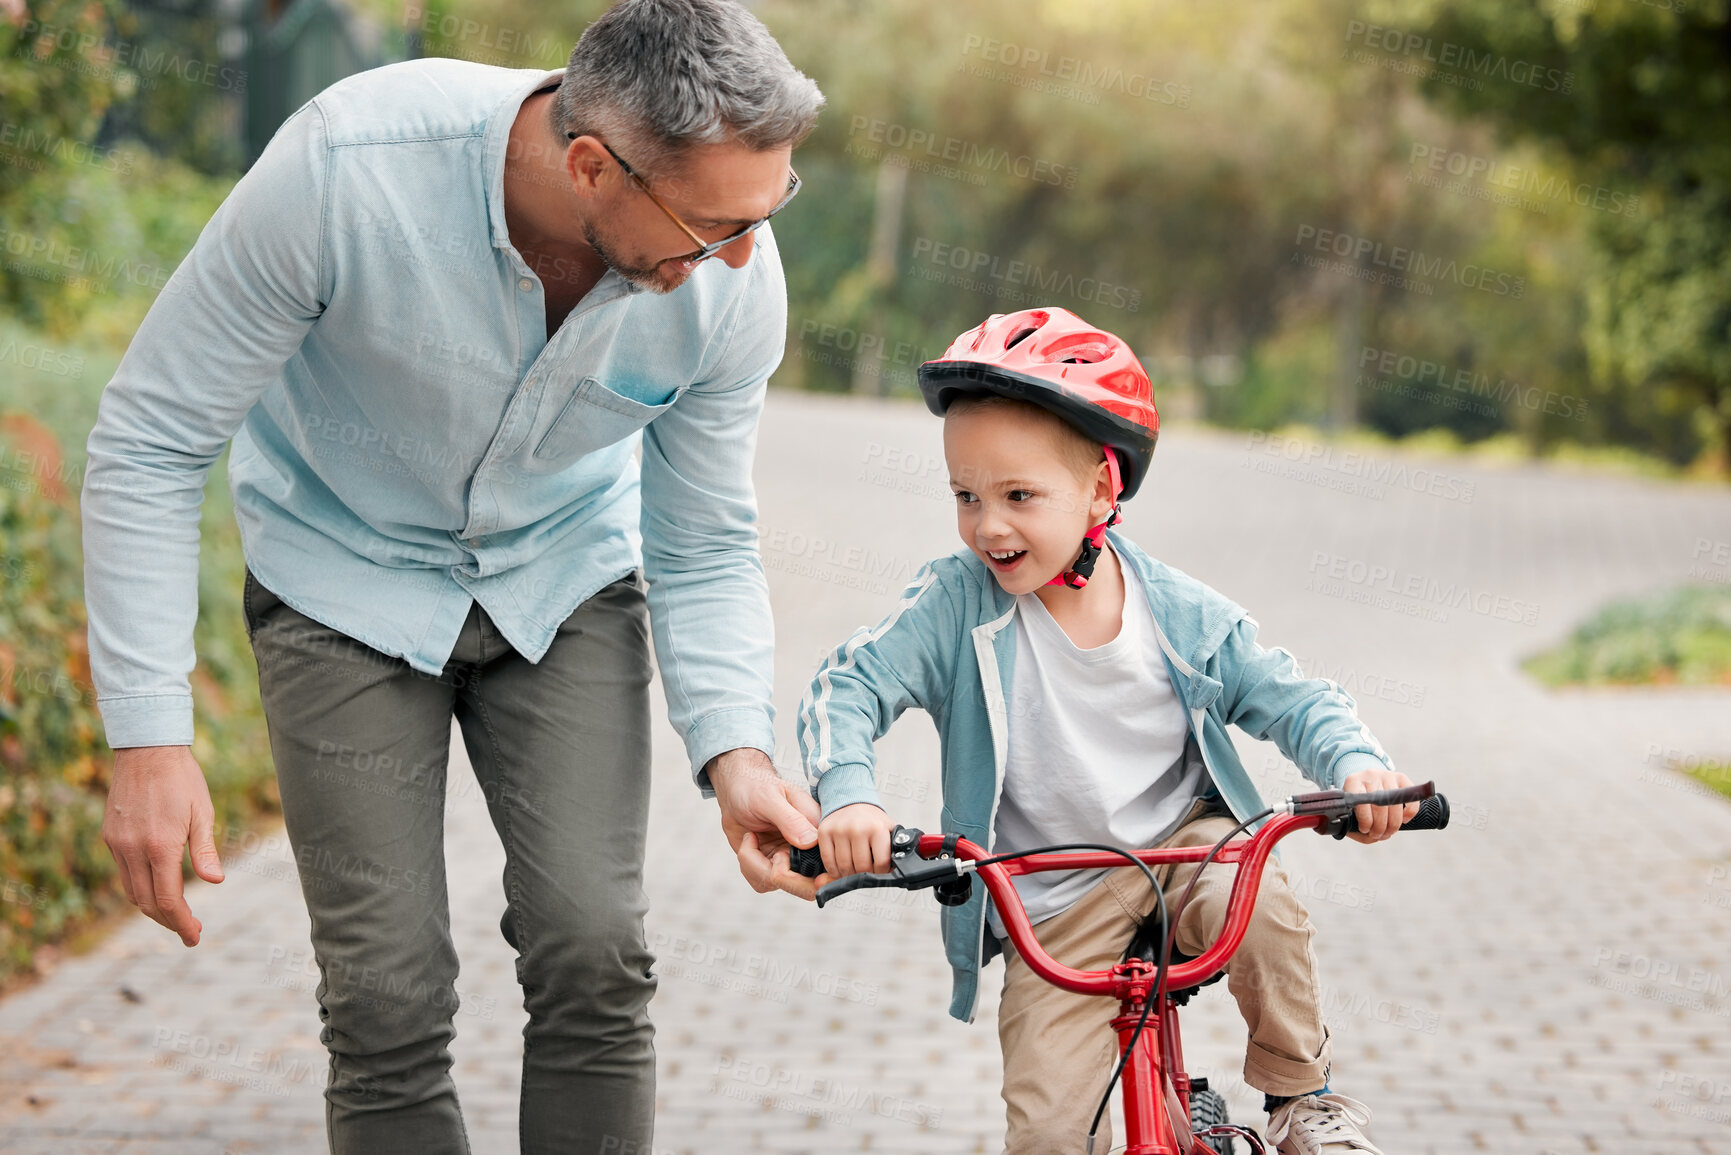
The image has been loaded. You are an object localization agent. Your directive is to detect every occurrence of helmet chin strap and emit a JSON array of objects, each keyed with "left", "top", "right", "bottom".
[{"left": 1047, "top": 452, "right": 1123, "bottom": 590}]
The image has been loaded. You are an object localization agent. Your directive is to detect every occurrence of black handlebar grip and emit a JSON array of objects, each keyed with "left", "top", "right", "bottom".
[
  {"left": 789, "top": 845, "right": 825, "bottom": 878},
  {"left": 1397, "top": 793, "right": 1449, "bottom": 831},
  {"left": 1351, "top": 793, "right": 1449, "bottom": 834}
]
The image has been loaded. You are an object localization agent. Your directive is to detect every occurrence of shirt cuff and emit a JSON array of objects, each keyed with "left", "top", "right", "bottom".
[
  {"left": 97, "top": 693, "right": 195, "bottom": 749},
  {"left": 686, "top": 706, "right": 776, "bottom": 796},
  {"left": 813, "top": 762, "right": 882, "bottom": 819},
  {"left": 1329, "top": 750, "right": 1395, "bottom": 790}
]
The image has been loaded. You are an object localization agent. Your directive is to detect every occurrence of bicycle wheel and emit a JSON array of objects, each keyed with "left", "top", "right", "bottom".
[{"left": 1189, "top": 1086, "right": 1234, "bottom": 1155}]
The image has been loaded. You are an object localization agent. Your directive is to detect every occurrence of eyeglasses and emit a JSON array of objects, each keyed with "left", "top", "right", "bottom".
[{"left": 568, "top": 133, "right": 801, "bottom": 262}]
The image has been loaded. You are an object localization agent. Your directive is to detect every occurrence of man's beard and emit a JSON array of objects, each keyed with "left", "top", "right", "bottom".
[{"left": 582, "top": 218, "right": 691, "bottom": 295}]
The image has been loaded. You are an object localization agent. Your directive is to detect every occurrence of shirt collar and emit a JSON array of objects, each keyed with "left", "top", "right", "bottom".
[{"left": 481, "top": 66, "right": 647, "bottom": 297}]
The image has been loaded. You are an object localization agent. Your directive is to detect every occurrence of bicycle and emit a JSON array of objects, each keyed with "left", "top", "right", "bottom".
[{"left": 792, "top": 782, "right": 1450, "bottom": 1155}]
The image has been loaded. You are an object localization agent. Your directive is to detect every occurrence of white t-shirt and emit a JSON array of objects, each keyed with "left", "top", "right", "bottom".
[{"left": 986, "top": 552, "right": 1206, "bottom": 940}]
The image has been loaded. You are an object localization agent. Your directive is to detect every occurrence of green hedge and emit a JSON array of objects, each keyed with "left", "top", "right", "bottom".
[
  {"left": 1524, "top": 585, "right": 1731, "bottom": 687},
  {"left": 0, "top": 416, "right": 277, "bottom": 986}
]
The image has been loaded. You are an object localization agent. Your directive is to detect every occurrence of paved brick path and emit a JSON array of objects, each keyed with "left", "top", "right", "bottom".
[{"left": 4, "top": 392, "right": 1730, "bottom": 1153}]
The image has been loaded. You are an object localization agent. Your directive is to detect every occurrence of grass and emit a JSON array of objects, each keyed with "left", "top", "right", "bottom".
[
  {"left": 1524, "top": 586, "right": 1731, "bottom": 687},
  {"left": 1250, "top": 421, "right": 1724, "bottom": 484},
  {"left": 1682, "top": 761, "right": 1731, "bottom": 801}
]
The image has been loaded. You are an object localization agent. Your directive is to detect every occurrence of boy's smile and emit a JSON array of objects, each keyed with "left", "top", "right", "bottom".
[{"left": 943, "top": 401, "right": 1117, "bottom": 599}]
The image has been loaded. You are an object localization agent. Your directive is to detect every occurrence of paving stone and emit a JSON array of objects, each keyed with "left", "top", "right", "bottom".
[{"left": 3, "top": 394, "right": 1729, "bottom": 1153}]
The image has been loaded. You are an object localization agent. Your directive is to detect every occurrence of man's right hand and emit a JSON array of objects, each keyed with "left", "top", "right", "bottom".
[
  {"left": 707, "top": 746, "right": 824, "bottom": 900},
  {"left": 100, "top": 745, "right": 225, "bottom": 946}
]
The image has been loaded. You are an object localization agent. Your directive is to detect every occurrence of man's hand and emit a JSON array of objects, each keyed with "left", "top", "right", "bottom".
[
  {"left": 708, "top": 747, "right": 824, "bottom": 900},
  {"left": 1341, "top": 767, "right": 1421, "bottom": 844},
  {"left": 100, "top": 745, "right": 224, "bottom": 945},
  {"left": 819, "top": 802, "right": 894, "bottom": 878}
]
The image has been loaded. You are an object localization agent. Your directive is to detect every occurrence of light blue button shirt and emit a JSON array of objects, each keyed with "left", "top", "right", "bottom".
[{"left": 80, "top": 58, "right": 783, "bottom": 788}]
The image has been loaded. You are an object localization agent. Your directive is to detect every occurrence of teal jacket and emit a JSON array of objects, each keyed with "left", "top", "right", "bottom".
[{"left": 796, "top": 529, "right": 1396, "bottom": 1023}]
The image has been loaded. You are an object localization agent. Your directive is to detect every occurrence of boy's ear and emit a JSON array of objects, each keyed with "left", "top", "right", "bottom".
[{"left": 1090, "top": 457, "right": 1117, "bottom": 522}]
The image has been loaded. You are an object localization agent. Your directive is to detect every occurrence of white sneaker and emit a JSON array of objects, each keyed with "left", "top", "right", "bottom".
[{"left": 1264, "top": 1092, "right": 1385, "bottom": 1154}]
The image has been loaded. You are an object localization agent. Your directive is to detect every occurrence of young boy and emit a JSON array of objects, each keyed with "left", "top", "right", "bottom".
[{"left": 794, "top": 307, "right": 1415, "bottom": 1154}]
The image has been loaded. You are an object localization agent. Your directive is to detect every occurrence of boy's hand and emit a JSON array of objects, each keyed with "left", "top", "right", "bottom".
[
  {"left": 1341, "top": 767, "right": 1421, "bottom": 844},
  {"left": 819, "top": 802, "right": 895, "bottom": 878}
]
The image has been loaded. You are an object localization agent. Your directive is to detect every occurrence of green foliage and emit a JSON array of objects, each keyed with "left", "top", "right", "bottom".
[
  {"left": 0, "top": 383, "right": 275, "bottom": 987},
  {"left": 752, "top": 0, "right": 1655, "bottom": 461},
  {"left": 0, "top": 0, "right": 127, "bottom": 201},
  {"left": 1408, "top": 0, "right": 1731, "bottom": 464},
  {"left": 1524, "top": 585, "right": 1731, "bottom": 687},
  {"left": 102, "top": 0, "right": 248, "bottom": 175},
  {"left": 1682, "top": 761, "right": 1731, "bottom": 802},
  {"left": 0, "top": 418, "right": 112, "bottom": 977}
]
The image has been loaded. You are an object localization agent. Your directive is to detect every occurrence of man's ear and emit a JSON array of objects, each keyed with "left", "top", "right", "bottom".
[{"left": 564, "top": 134, "right": 613, "bottom": 198}]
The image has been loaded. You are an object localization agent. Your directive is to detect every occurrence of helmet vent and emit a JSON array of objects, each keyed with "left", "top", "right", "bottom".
[{"left": 1005, "top": 326, "right": 1039, "bottom": 350}]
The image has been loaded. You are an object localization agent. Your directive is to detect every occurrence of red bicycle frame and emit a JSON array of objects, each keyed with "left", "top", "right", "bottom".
[{"left": 917, "top": 812, "right": 1327, "bottom": 1155}]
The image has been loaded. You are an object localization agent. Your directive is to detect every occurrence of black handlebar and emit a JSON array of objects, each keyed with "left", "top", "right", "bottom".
[
  {"left": 789, "top": 786, "right": 1452, "bottom": 895},
  {"left": 1305, "top": 784, "right": 1450, "bottom": 839},
  {"left": 1388, "top": 792, "right": 1449, "bottom": 832},
  {"left": 788, "top": 843, "right": 825, "bottom": 878}
]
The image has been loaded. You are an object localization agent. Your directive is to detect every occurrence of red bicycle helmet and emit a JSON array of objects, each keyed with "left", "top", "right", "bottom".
[
  {"left": 918, "top": 308, "right": 1159, "bottom": 588},
  {"left": 917, "top": 307, "right": 1158, "bottom": 499}
]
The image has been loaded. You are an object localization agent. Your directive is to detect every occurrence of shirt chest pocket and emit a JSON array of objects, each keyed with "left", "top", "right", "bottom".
[{"left": 532, "top": 376, "right": 678, "bottom": 463}]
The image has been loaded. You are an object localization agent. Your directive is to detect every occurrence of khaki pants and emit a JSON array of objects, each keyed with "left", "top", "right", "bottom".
[{"left": 996, "top": 799, "right": 1331, "bottom": 1154}]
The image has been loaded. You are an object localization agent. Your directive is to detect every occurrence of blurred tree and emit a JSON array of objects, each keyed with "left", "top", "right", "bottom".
[
  {"left": 98, "top": 0, "right": 247, "bottom": 175},
  {"left": 1410, "top": 0, "right": 1731, "bottom": 465},
  {"left": 1, "top": 0, "right": 127, "bottom": 328}
]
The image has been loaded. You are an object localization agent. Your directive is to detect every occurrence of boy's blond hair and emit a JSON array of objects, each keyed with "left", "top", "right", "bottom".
[{"left": 945, "top": 393, "right": 1108, "bottom": 489}]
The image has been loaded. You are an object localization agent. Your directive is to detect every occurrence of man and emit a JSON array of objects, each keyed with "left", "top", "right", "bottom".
[{"left": 81, "top": 1, "right": 827, "bottom": 1150}]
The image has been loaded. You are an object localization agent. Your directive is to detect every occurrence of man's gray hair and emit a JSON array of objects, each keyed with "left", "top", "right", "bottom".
[{"left": 551, "top": 0, "right": 824, "bottom": 173}]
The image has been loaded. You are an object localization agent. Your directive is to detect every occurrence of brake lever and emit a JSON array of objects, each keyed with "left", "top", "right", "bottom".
[{"left": 811, "top": 825, "right": 976, "bottom": 909}]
